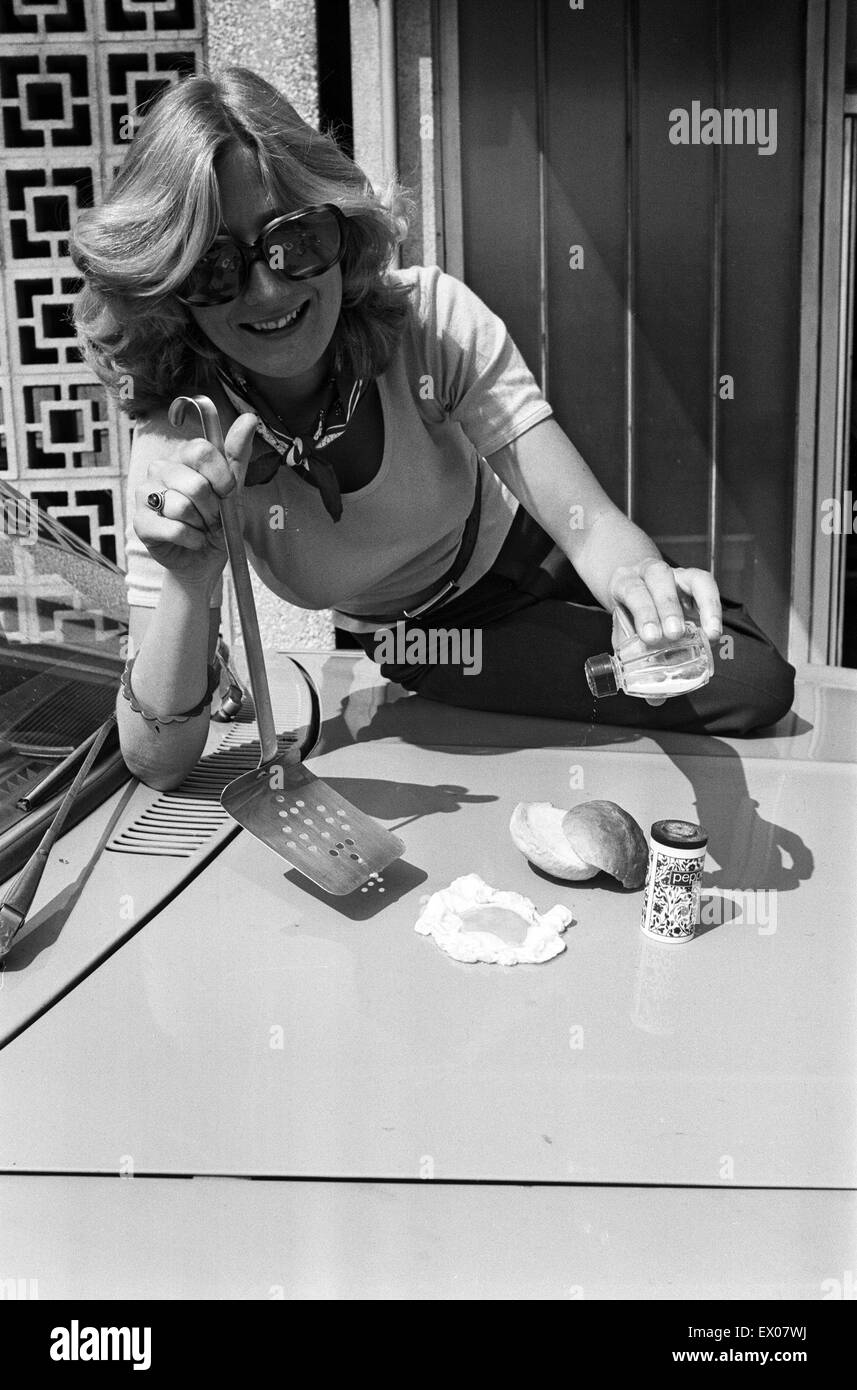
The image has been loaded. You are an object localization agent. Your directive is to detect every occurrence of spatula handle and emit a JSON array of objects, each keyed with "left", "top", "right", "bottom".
[
  {"left": 168, "top": 396, "right": 279, "bottom": 763},
  {"left": 218, "top": 492, "right": 280, "bottom": 763}
]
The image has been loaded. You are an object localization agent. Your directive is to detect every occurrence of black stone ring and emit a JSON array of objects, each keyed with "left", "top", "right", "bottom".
[{"left": 146, "top": 489, "right": 167, "bottom": 515}]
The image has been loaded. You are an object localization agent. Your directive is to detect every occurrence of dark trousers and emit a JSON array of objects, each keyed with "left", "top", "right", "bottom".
[{"left": 352, "top": 511, "right": 796, "bottom": 737}]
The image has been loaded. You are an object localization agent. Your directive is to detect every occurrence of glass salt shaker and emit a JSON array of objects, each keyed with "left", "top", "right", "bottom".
[{"left": 584, "top": 615, "right": 714, "bottom": 700}]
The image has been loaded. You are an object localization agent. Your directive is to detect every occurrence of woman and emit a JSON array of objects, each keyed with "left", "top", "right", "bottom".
[{"left": 71, "top": 67, "right": 794, "bottom": 791}]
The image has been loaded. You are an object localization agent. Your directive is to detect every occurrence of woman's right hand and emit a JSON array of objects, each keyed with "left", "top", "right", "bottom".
[{"left": 133, "top": 412, "right": 259, "bottom": 585}]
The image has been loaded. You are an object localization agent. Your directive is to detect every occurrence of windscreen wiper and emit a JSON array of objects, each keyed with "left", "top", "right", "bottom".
[
  {"left": 0, "top": 713, "right": 116, "bottom": 958},
  {"left": 15, "top": 722, "right": 112, "bottom": 811}
]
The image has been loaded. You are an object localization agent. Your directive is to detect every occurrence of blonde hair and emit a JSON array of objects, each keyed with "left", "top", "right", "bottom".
[{"left": 70, "top": 66, "right": 417, "bottom": 416}]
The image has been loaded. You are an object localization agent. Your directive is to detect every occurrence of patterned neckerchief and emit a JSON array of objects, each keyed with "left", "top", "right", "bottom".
[{"left": 214, "top": 352, "right": 369, "bottom": 523}]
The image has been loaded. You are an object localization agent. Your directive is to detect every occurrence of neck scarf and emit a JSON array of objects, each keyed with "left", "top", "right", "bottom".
[{"left": 214, "top": 352, "right": 368, "bottom": 523}]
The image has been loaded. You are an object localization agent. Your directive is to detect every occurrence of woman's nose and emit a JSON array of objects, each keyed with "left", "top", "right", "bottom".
[{"left": 241, "top": 250, "right": 286, "bottom": 306}]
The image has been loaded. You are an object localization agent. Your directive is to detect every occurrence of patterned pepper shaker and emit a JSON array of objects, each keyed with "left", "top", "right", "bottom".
[{"left": 640, "top": 820, "right": 708, "bottom": 943}]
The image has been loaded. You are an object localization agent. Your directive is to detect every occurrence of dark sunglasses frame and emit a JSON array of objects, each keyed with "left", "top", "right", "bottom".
[{"left": 176, "top": 202, "right": 349, "bottom": 307}]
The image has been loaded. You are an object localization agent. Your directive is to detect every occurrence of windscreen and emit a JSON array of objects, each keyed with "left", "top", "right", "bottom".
[{"left": 0, "top": 482, "right": 128, "bottom": 834}]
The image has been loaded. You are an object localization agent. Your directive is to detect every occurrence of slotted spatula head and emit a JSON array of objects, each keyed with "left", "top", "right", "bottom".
[{"left": 221, "top": 758, "right": 405, "bottom": 895}]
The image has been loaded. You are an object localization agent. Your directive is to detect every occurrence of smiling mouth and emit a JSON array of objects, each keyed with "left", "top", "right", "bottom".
[{"left": 243, "top": 301, "right": 310, "bottom": 334}]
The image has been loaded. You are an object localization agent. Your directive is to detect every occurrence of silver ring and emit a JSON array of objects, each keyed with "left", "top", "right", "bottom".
[{"left": 146, "top": 489, "right": 167, "bottom": 515}]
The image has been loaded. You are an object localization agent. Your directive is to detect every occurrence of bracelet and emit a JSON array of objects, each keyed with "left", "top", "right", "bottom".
[{"left": 120, "top": 652, "right": 221, "bottom": 725}]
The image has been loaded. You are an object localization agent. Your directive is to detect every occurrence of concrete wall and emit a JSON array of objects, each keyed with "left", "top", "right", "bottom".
[
  {"left": 206, "top": 0, "right": 319, "bottom": 124},
  {"left": 349, "top": 0, "right": 385, "bottom": 185}
]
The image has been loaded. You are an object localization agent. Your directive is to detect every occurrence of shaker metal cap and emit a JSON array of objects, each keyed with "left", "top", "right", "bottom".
[
  {"left": 650, "top": 819, "right": 708, "bottom": 849},
  {"left": 584, "top": 653, "right": 618, "bottom": 697}
]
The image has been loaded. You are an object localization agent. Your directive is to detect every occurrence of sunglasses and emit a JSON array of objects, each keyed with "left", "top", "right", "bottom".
[{"left": 176, "top": 203, "right": 348, "bottom": 307}]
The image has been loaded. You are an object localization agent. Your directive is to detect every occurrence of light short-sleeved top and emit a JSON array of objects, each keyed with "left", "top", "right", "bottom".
[{"left": 124, "top": 263, "right": 554, "bottom": 632}]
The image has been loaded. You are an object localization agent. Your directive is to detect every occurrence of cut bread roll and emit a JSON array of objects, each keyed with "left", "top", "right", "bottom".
[{"left": 510, "top": 799, "right": 648, "bottom": 890}]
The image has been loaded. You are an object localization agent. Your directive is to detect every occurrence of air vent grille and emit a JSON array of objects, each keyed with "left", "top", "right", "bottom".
[{"left": 106, "top": 707, "right": 300, "bottom": 858}]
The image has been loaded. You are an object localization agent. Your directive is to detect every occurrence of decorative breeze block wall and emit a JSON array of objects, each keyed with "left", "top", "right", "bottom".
[{"left": 0, "top": 0, "right": 205, "bottom": 567}]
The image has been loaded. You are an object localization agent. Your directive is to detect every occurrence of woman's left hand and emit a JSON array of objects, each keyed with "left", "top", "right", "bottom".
[
  {"left": 607, "top": 559, "right": 723, "bottom": 704},
  {"left": 608, "top": 558, "right": 722, "bottom": 643}
]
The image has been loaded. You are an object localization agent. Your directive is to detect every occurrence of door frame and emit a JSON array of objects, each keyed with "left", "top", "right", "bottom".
[
  {"left": 791, "top": 0, "right": 849, "bottom": 667},
  {"left": 433, "top": 0, "right": 464, "bottom": 280}
]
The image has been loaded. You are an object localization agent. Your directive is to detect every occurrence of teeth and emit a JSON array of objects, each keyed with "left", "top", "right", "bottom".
[{"left": 248, "top": 305, "right": 304, "bottom": 332}]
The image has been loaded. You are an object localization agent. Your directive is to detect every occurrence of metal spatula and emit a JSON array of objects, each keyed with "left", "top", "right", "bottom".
[{"left": 168, "top": 395, "right": 404, "bottom": 894}]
